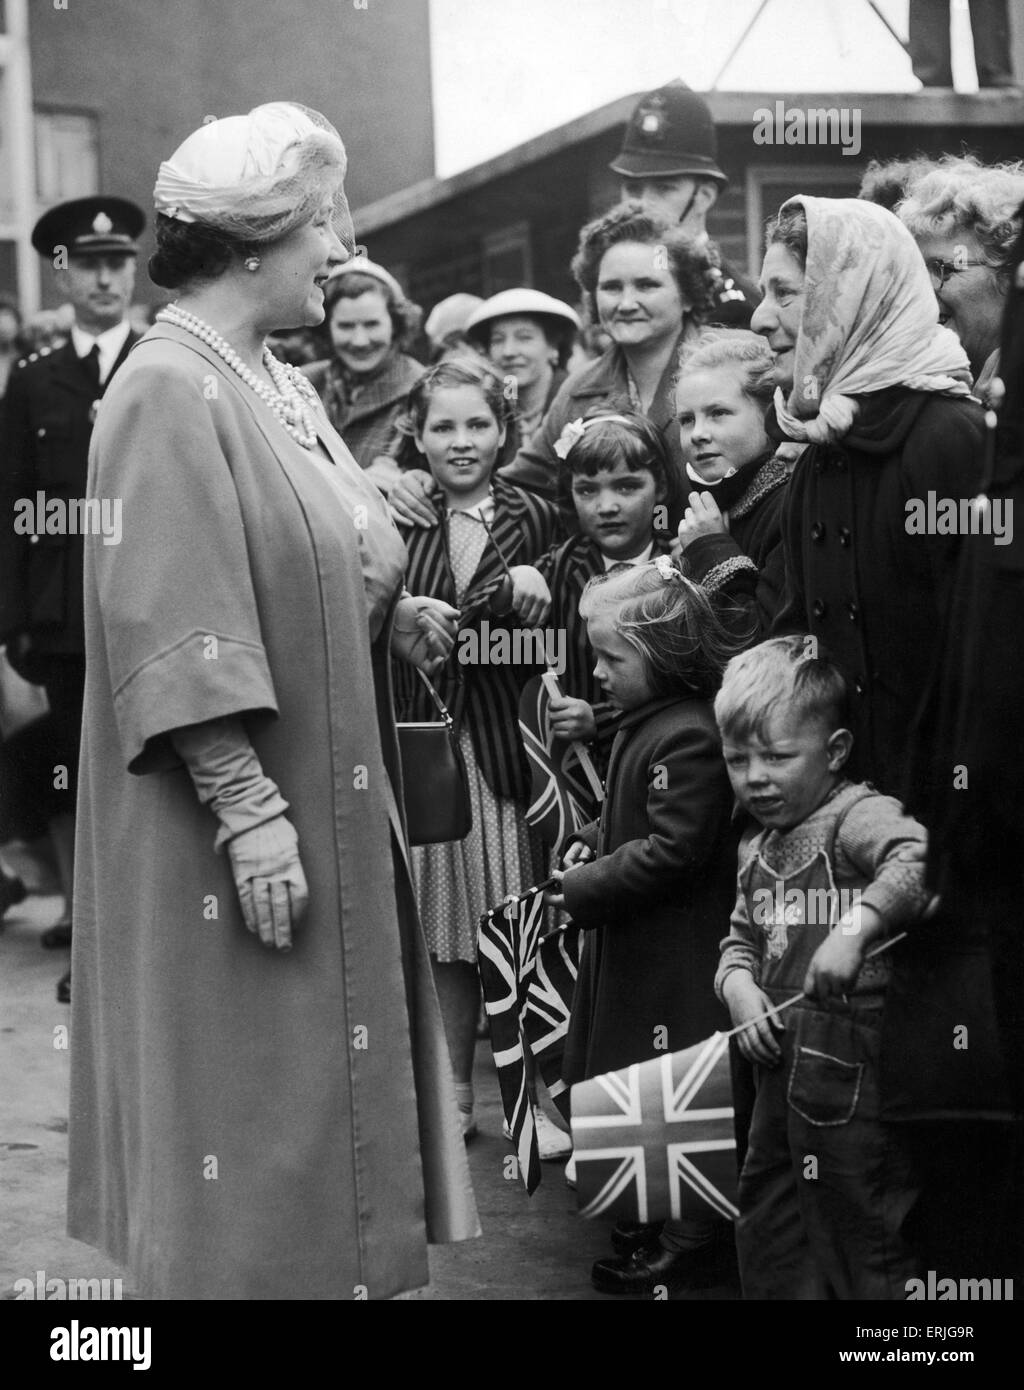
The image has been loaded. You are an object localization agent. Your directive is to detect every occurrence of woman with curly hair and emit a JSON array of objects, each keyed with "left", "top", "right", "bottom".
[
  {"left": 304, "top": 257, "right": 424, "bottom": 469},
  {"left": 897, "top": 155, "right": 1024, "bottom": 403},
  {"left": 390, "top": 202, "right": 715, "bottom": 532}
]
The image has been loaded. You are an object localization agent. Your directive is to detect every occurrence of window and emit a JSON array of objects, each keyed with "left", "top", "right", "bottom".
[
  {"left": 34, "top": 108, "right": 99, "bottom": 208},
  {"left": 481, "top": 222, "right": 532, "bottom": 296},
  {"left": 745, "top": 165, "right": 861, "bottom": 278}
]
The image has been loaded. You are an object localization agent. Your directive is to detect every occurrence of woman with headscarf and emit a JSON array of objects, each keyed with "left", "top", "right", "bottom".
[
  {"left": 389, "top": 202, "right": 714, "bottom": 532},
  {"left": 753, "top": 195, "right": 985, "bottom": 792},
  {"left": 752, "top": 195, "right": 997, "bottom": 1290},
  {"left": 303, "top": 257, "right": 424, "bottom": 470},
  {"left": 68, "top": 102, "right": 478, "bottom": 1300}
]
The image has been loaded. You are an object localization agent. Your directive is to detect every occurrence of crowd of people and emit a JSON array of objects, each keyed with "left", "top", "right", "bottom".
[{"left": 0, "top": 77, "right": 1021, "bottom": 1301}]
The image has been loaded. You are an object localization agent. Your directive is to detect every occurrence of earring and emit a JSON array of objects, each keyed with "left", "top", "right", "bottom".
[{"left": 244, "top": 254, "right": 261, "bottom": 272}]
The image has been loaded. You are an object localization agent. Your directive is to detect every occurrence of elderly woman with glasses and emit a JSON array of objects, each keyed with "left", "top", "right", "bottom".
[
  {"left": 67, "top": 103, "right": 478, "bottom": 1301},
  {"left": 897, "top": 155, "right": 1024, "bottom": 404}
]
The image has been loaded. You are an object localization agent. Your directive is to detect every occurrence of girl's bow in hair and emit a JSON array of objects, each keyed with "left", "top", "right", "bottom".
[
  {"left": 653, "top": 554, "right": 683, "bottom": 582},
  {"left": 553, "top": 417, "right": 587, "bottom": 460}
]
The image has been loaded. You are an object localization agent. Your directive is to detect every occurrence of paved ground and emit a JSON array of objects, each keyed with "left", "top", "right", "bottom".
[{"left": 1, "top": 885, "right": 738, "bottom": 1303}]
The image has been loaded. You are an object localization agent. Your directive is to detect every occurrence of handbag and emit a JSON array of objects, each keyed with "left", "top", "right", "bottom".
[{"left": 396, "top": 668, "right": 472, "bottom": 846}]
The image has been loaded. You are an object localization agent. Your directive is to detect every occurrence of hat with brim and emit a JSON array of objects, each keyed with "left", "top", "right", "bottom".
[
  {"left": 465, "top": 288, "right": 580, "bottom": 346},
  {"left": 32, "top": 196, "right": 145, "bottom": 258},
  {"left": 609, "top": 150, "right": 726, "bottom": 182},
  {"left": 610, "top": 80, "right": 727, "bottom": 186},
  {"left": 326, "top": 256, "right": 406, "bottom": 303}
]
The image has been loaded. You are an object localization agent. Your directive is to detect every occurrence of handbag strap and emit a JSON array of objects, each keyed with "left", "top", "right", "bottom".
[{"left": 413, "top": 666, "right": 456, "bottom": 730}]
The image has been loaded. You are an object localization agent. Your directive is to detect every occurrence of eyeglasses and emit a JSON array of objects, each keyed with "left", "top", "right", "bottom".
[{"left": 924, "top": 256, "right": 991, "bottom": 290}]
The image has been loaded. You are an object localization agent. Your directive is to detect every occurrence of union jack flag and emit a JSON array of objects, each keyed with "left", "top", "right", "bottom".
[
  {"left": 570, "top": 1031, "right": 738, "bottom": 1224},
  {"left": 518, "top": 672, "right": 603, "bottom": 849},
  {"left": 477, "top": 886, "right": 582, "bottom": 1192}
]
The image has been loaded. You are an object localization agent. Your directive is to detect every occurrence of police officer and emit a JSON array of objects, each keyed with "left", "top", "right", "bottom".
[
  {"left": 0, "top": 196, "right": 145, "bottom": 1002},
  {"left": 611, "top": 79, "right": 759, "bottom": 327}
]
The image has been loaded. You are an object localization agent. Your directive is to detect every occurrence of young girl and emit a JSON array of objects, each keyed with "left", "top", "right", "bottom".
[
  {"left": 392, "top": 357, "right": 561, "bottom": 1140},
  {"left": 675, "top": 329, "right": 795, "bottom": 637},
  {"left": 515, "top": 411, "right": 681, "bottom": 797},
  {"left": 548, "top": 559, "right": 745, "bottom": 1295}
]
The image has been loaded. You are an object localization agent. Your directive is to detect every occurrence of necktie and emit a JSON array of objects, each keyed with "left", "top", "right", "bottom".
[{"left": 82, "top": 342, "right": 102, "bottom": 388}]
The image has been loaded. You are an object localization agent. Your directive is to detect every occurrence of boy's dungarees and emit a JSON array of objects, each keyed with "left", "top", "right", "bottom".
[{"left": 735, "top": 790, "right": 920, "bottom": 1300}]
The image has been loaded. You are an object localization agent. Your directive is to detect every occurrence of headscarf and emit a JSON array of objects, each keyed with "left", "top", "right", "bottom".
[
  {"left": 153, "top": 102, "right": 348, "bottom": 243},
  {"left": 774, "top": 196, "right": 971, "bottom": 444}
]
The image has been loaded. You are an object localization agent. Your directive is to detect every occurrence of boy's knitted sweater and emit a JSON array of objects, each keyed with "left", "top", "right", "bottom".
[{"left": 715, "top": 780, "right": 931, "bottom": 999}]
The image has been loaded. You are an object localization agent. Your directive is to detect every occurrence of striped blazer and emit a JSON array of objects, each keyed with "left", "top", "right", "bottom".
[
  {"left": 393, "top": 477, "right": 562, "bottom": 803},
  {"left": 533, "top": 532, "right": 677, "bottom": 775}
]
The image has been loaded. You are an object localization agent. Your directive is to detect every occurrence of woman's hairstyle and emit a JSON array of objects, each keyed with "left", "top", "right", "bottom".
[
  {"left": 676, "top": 328, "right": 776, "bottom": 411},
  {"left": 404, "top": 354, "right": 513, "bottom": 437},
  {"left": 324, "top": 270, "right": 423, "bottom": 351},
  {"left": 471, "top": 311, "right": 576, "bottom": 370},
  {"left": 858, "top": 155, "right": 938, "bottom": 212},
  {"left": 149, "top": 213, "right": 251, "bottom": 289},
  {"left": 714, "top": 635, "right": 850, "bottom": 743},
  {"left": 578, "top": 558, "right": 743, "bottom": 700},
  {"left": 895, "top": 154, "right": 1024, "bottom": 282},
  {"left": 557, "top": 408, "right": 681, "bottom": 536},
  {"left": 764, "top": 204, "right": 808, "bottom": 271},
  {"left": 571, "top": 201, "right": 716, "bottom": 326}
]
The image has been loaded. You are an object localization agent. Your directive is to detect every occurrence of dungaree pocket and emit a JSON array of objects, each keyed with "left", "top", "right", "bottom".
[{"left": 786, "top": 1007, "right": 866, "bottom": 1126}]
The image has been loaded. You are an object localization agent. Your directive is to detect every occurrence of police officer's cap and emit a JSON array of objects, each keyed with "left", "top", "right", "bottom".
[
  {"left": 31, "top": 196, "right": 145, "bottom": 259},
  {"left": 610, "top": 80, "right": 726, "bottom": 185}
]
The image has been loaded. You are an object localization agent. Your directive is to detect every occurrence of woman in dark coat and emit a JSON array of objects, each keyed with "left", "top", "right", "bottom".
[
  {"left": 752, "top": 196, "right": 985, "bottom": 793},
  {"left": 751, "top": 194, "right": 998, "bottom": 1282}
]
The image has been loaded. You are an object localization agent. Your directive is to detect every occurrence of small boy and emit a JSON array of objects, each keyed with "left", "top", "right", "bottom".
[{"left": 714, "top": 636, "right": 931, "bottom": 1300}]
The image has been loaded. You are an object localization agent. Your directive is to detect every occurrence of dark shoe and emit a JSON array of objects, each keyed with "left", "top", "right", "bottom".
[
  {"left": 610, "top": 1220, "right": 664, "bottom": 1257},
  {"left": 41, "top": 921, "right": 72, "bottom": 950},
  {"left": 592, "top": 1234, "right": 736, "bottom": 1296},
  {"left": 0, "top": 872, "right": 27, "bottom": 918},
  {"left": 56, "top": 969, "right": 71, "bottom": 1005}
]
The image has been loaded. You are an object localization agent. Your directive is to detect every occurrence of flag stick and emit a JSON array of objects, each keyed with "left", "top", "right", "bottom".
[{"left": 724, "top": 931, "right": 908, "bottom": 1039}]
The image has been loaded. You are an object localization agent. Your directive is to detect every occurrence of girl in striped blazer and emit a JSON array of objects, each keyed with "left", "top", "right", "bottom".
[{"left": 392, "top": 358, "right": 562, "bottom": 1138}]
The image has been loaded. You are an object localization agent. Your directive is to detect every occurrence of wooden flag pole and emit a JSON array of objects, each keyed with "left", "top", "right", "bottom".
[{"left": 724, "top": 931, "right": 908, "bottom": 1040}]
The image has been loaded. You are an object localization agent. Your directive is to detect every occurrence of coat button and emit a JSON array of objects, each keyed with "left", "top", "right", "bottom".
[
  {"left": 812, "top": 598, "right": 827, "bottom": 619},
  {"left": 29, "top": 533, "right": 39, "bottom": 545},
  {"left": 854, "top": 678, "right": 866, "bottom": 696},
  {"left": 847, "top": 602, "right": 858, "bottom": 622},
  {"left": 37, "top": 427, "right": 46, "bottom": 438},
  {"left": 838, "top": 526, "right": 851, "bottom": 547},
  {"left": 810, "top": 522, "right": 826, "bottom": 542}
]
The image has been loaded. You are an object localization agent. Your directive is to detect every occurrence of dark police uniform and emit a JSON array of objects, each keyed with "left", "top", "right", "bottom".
[
  {"left": 0, "top": 199, "right": 143, "bottom": 954},
  {"left": 611, "top": 80, "right": 760, "bottom": 329}
]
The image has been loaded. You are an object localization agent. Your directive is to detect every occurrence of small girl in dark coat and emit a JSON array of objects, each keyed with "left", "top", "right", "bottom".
[
  {"left": 675, "top": 329, "right": 794, "bottom": 637},
  {"left": 547, "top": 558, "right": 746, "bottom": 1296}
]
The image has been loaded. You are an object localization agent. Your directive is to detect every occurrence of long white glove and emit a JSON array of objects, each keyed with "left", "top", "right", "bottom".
[{"left": 170, "top": 717, "right": 309, "bottom": 950}]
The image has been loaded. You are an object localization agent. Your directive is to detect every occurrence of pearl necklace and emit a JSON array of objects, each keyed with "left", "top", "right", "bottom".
[{"left": 157, "top": 304, "right": 319, "bottom": 449}]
